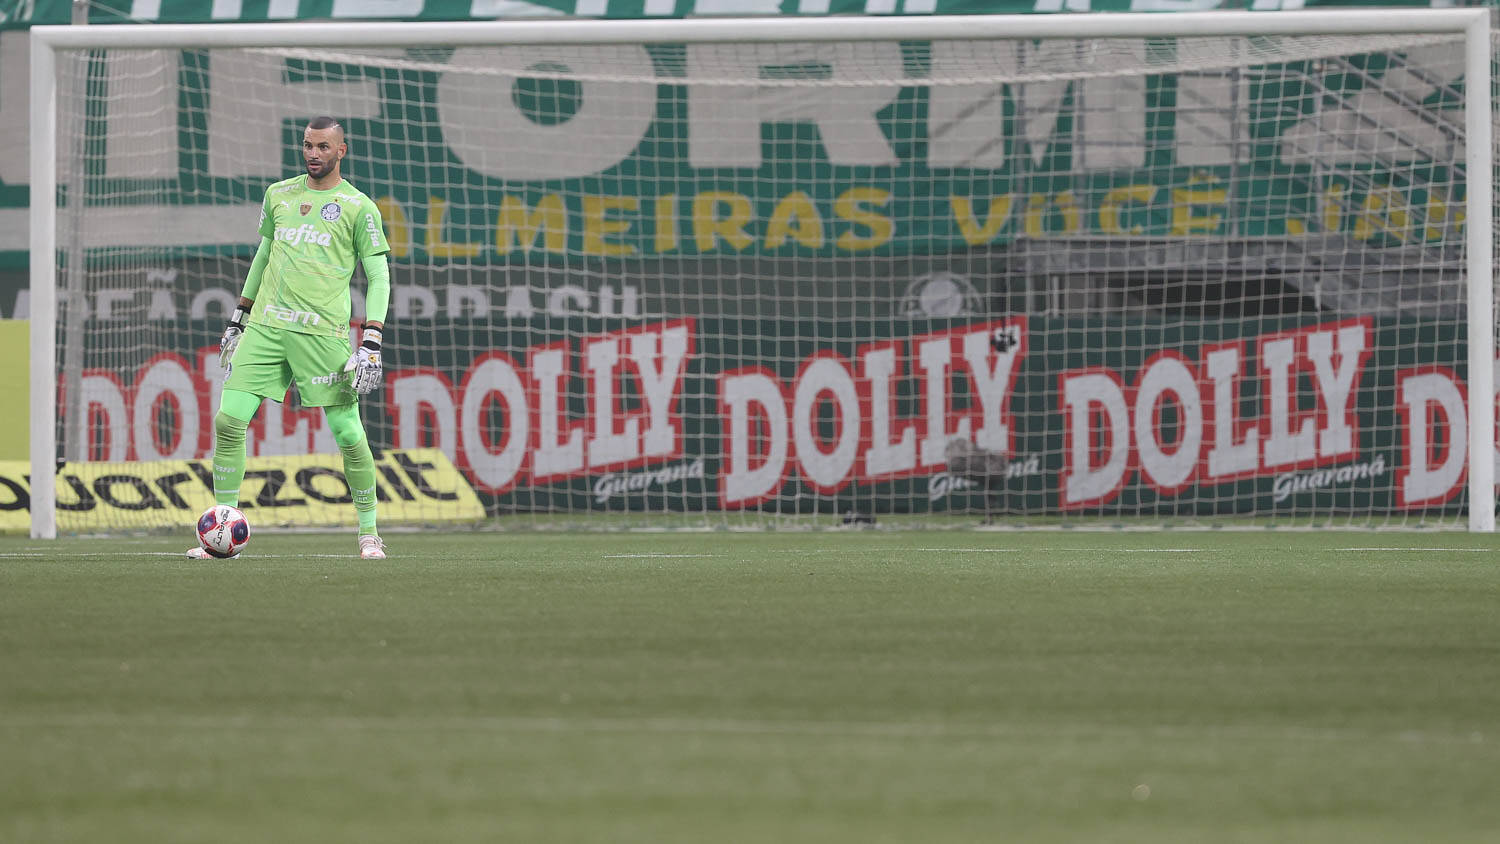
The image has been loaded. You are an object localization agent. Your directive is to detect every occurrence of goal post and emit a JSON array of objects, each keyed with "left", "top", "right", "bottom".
[
  {"left": 1465, "top": 7, "right": 1497, "bottom": 534},
  {"left": 27, "top": 10, "right": 1495, "bottom": 537}
]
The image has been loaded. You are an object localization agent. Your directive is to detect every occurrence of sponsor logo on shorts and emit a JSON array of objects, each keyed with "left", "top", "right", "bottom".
[
  {"left": 310, "top": 371, "right": 344, "bottom": 386},
  {"left": 274, "top": 224, "right": 332, "bottom": 247},
  {"left": 321, "top": 202, "right": 342, "bottom": 222},
  {"left": 263, "top": 305, "right": 322, "bottom": 327}
]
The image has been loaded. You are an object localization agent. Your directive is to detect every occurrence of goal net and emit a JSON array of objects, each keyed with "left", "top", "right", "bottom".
[{"left": 28, "top": 12, "right": 1495, "bottom": 536}]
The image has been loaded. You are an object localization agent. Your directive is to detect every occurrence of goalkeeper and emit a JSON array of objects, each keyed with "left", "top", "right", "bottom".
[{"left": 188, "top": 116, "right": 391, "bottom": 560}]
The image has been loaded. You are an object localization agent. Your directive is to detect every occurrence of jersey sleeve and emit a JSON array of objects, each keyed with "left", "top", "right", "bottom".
[
  {"left": 362, "top": 253, "right": 391, "bottom": 325},
  {"left": 241, "top": 237, "right": 272, "bottom": 301},
  {"left": 257, "top": 187, "right": 275, "bottom": 240},
  {"left": 355, "top": 197, "right": 391, "bottom": 259}
]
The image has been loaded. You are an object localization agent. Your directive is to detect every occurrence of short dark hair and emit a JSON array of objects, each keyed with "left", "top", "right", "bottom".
[{"left": 307, "top": 116, "right": 343, "bottom": 133}]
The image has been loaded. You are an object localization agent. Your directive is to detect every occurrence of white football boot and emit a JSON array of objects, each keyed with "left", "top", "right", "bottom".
[
  {"left": 186, "top": 546, "right": 238, "bottom": 560},
  {"left": 358, "top": 535, "right": 387, "bottom": 560}
]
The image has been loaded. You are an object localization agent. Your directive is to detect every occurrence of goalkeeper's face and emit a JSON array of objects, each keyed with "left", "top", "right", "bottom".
[{"left": 302, "top": 126, "right": 346, "bottom": 182}]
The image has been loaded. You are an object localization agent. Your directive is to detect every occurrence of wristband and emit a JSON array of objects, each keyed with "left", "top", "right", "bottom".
[
  {"left": 360, "top": 325, "right": 383, "bottom": 351},
  {"left": 228, "top": 307, "right": 248, "bottom": 329}
]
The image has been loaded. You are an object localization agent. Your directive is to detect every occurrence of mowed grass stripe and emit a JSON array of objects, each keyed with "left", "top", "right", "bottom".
[
  {"left": 2, "top": 530, "right": 1499, "bottom": 844},
  {"left": 0, "top": 711, "right": 1492, "bottom": 746}
]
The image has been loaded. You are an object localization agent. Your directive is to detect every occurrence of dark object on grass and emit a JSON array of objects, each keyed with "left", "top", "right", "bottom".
[
  {"left": 943, "top": 438, "right": 1009, "bottom": 525},
  {"left": 842, "top": 510, "right": 877, "bottom": 528}
]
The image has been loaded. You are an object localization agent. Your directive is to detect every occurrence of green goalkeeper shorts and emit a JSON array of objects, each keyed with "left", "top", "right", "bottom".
[{"left": 225, "top": 322, "right": 357, "bottom": 407}]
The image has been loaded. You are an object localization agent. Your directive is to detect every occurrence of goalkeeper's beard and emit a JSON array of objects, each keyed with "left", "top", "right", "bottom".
[{"left": 306, "top": 156, "right": 339, "bottom": 181}]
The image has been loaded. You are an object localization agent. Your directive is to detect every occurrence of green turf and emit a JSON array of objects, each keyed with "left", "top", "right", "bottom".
[{"left": 2, "top": 530, "right": 1499, "bottom": 842}]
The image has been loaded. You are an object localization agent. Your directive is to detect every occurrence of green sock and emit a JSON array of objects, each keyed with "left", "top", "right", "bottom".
[
  {"left": 340, "top": 437, "right": 379, "bottom": 536},
  {"left": 211, "top": 411, "right": 250, "bottom": 507},
  {"left": 326, "top": 402, "right": 378, "bottom": 536}
]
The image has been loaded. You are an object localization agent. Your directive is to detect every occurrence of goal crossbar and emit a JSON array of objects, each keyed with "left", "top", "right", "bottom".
[{"left": 27, "top": 9, "right": 1496, "bottom": 48}]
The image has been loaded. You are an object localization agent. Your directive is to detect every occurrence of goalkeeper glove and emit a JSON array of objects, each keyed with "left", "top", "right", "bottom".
[
  {"left": 345, "top": 325, "right": 384, "bottom": 395},
  {"left": 219, "top": 307, "right": 248, "bottom": 370}
]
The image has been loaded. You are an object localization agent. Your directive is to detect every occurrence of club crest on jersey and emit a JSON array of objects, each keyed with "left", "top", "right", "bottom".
[
  {"left": 300, "top": 203, "right": 313, "bottom": 216},
  {"left": 321, "top": 202, "right": 342, "bottom": 222}
]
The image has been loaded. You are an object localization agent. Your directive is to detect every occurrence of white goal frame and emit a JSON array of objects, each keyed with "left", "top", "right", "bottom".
[{"left": 28, "top": 9, "right": 1495, "bottom": 537}]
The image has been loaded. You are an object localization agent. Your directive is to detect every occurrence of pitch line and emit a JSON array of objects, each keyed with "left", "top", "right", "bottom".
[
  {"left": 0, "top": 551, "right": 190, "bottom": 558},
  {"left": 0, "top": 551, "right": 388, "bottom": 560},
  {"left": 1334, "top": 547, "right": 1490, "bottom": 552},
  {"left": 602, "top": 553, "right": 725, "bottom": 559},
  {"left": 0, "top": 712, "right": 1485, "bottom": 747},
  {"left": 906, "top": 547, "right": 1204, "bottom": 554}
]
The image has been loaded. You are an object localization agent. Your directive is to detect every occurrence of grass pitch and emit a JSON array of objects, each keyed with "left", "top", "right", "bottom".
[{"left": 2, "top": 529, "right": 1499, "bottom": 843}]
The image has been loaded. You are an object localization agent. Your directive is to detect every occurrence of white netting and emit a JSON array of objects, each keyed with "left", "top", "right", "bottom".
[
  {"left": 46, "top": 28, "right": 1485, "bottom": 532},
  {"left": 264, "top": 34, "right": 1460, "bottom": 85}
]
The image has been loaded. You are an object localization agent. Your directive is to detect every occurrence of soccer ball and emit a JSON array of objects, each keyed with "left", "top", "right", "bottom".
[{"left": 197, "top": 505, "right": 250, "bottom": 558}]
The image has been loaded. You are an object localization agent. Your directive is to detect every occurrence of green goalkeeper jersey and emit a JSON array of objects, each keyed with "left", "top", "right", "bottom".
[{"left": 250, "top": 174, "right": 390, "bottom": 339}]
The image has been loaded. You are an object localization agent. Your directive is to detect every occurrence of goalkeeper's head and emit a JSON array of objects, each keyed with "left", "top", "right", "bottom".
[{"left": 302, "top": 116, "right": 346, "bottom": 183}]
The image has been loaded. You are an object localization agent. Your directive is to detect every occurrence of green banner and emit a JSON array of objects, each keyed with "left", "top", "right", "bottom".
[
  {"left": 2, "top": 41, "right": 1461, "bottom": 269},
  {"left": 1, "top": 0, "right": 1465, "bottom": 27},
  {"left": 0, "top": 2, "right": 1472, "bottom": 270}
]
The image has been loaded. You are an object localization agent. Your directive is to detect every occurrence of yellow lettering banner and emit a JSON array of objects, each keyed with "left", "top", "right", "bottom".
[
  {"left": 0, "top": 449, "right": 485, "bottom": 534},
  {"left": 0, "top": 320, "right": 26, "bottom": 461}
]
